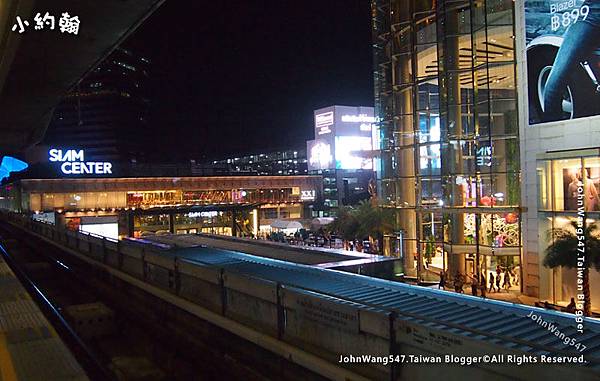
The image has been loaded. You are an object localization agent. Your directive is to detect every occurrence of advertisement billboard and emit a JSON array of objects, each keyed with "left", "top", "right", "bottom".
[
  {"left": 526, "top": 0, "right": 600, "bottom": 124},
  {"left": 308, "top": 105, "right": 375, "bottom": 171}
]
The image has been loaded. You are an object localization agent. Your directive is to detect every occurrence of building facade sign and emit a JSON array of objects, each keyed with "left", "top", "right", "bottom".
[
  {"left": 300, "top": 190, "right": 316, "bottom": 201},
  {"left": 49, "top": 149, "right": 113, "bottom": 175}
]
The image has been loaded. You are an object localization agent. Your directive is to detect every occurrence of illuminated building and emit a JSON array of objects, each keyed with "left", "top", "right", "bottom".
[
  {"left": 372, "top": 0, "right": 600, "bottom": 310},
  {"left": 372, "top": 1, "right": 521, "bottom": 287},
  {"left": 1, "top": 176, "right": 322, "bottom": 239},
  {"left": 42, "top": 47, "right": 151, "bottom": 163},
  {"left": 307, "top": 105, "right": 377, "bottom": 216}
]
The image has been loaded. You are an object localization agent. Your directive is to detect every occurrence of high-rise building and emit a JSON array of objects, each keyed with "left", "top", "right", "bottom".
[{"left": 43, "top": 47, "right": 151, "bottom": 163}]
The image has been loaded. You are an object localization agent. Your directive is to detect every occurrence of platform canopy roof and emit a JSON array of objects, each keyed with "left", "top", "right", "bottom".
[{"left": 0, "top": 0, "right": 164, "bottom": 154}]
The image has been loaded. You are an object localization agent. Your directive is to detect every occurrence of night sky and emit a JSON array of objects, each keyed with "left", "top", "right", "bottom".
[{"left": 125, "top": 0, "right": 374, "bottom": 161}]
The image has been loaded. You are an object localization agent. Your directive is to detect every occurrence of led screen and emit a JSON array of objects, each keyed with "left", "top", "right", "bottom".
[
  {"left": 526, "top": 0, "right": 600, "bottom": 124},
  {"left": 334, "top": 136, "right": 373, "bottom": 170}
]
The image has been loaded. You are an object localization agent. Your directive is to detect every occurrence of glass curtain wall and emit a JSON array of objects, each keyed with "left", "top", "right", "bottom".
[{"left": 373, "top": 0, "right": 521, "bottom": 289}]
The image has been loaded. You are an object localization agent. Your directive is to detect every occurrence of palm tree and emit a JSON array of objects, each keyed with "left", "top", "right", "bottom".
[
  {"left": 327, "top": 201, "right": 396, "bottom": 253},
  {"left": 354, "top": 200, "right": 395, "bottom": 253},
  {"left": 327, "top": 206, "right": 360, "bottom": 248},
  {"left": 543, "top": 221, "right": 600, "bottom": 316}
]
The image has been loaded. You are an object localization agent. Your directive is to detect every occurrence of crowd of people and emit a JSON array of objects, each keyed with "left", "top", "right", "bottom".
[
  {"left": 257, "top": 229, "right": 383, "bottom": 253},
  {"left": 259, "top": 229, "right": 346, "bottom": 249},
  {"left": 438, "top": 264, "right": 520, "bottom": 298}
]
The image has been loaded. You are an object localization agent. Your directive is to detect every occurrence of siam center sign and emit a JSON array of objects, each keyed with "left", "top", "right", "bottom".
[{"left": 49, "top": 149, "right": 113, "bottom": 175}]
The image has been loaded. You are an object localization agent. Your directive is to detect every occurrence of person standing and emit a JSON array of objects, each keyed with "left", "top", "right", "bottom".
[
  {"left": 439, "top": 270, "right": 446, "bottom": 290},
  {"left": 471, "top": 275, "right": 479, "bottom": 296},
  {"left": 565, "top": 297, "right": 577, "bottom": 313},
  {"left": 479, "top": 275, "right": 487, "bottom": 299},
  {"left": 454, "top": 271, "right": 463, "bottom": 293},
  {"left": 488, "top": 272, "right": 496, "bottom": 292}
]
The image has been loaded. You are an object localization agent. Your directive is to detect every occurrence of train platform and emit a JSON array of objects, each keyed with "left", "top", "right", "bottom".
[{"left": 0, "top": 248, "right": 88, "bottom": 380}]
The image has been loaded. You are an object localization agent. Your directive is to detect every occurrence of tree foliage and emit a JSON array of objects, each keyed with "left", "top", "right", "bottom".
[
  {"left": 327, "top": 200, "right": 396, "bottom": 252},
  {"left": 543, "top": 221, "right": 600, "bottom": 271},
  {"left": 543, "top": 221, "right": 600, "bottom": 316}
]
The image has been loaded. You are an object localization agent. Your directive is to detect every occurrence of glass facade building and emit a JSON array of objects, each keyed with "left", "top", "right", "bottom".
[{"left": 372, "top": 0, "right": 522, "bottom": 286}]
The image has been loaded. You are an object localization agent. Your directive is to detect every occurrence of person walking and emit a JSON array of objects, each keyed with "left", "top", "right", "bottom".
[
  {"left": 438, "top": 270, "right": 446, "bottom": 290},
  {"left": 488, "top": 272, "right": 495, "bottom": 292},
  {"left": 495, "top": 270, "right": 501, "bottom": 292},
  {"left": 503, "top": 268, "right": 511, "bottom": 291}
]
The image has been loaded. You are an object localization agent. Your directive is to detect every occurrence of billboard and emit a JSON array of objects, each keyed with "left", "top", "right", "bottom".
[
  {"left": 307, "top": 106, "right": 375, "bottom": 171},
  {"left": 526, "top": 0, "right": 600, "bottom": 124}
]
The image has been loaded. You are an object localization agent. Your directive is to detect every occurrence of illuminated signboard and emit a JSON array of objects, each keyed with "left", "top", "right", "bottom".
[
  {"left": 476, "top": 146, "right": 493, "bottom": 167},
  {"left": 315, "top": 111, "right": 334, "bottom": 128},
  {"left": 188, "top": 211, "right": 220, "bottom": 218},
  {"left": 49, "top": 149, "right": 113, "bottom": 175},
  {"left": 340, "top": 114, "right": 376, "bottom": 123},
  {"left": 525, "top": 0, "right": 600, "bottom": 124},
  {"left": 300, "top": 190, "right": 316, "bottom": 201},
  {"left": 315, "top": 111, "right": 334, "bottom": 135},
  {"left": 308, "top": 105, "right": 376, "bottom": 171}
]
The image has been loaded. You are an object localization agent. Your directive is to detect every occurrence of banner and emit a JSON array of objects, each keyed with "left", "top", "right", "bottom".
[{"left": 525, "top": 0, "right": 600, "bottom": 124}]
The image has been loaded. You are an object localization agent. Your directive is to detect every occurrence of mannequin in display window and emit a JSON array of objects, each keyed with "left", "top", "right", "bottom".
[
  {"left": 582, "top": 168, "right": 600, "bottom": 211},
  {"left": 567, "top": 171, "right": 581, "bottom": 211}
]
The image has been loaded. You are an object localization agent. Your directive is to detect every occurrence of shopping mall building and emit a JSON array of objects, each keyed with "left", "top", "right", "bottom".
[
  {"left": 0, "top": 175, "right": 322, "bottom": 240},
  {"left": 372, "top": 0, "right": 600, "bottom": 307}
]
